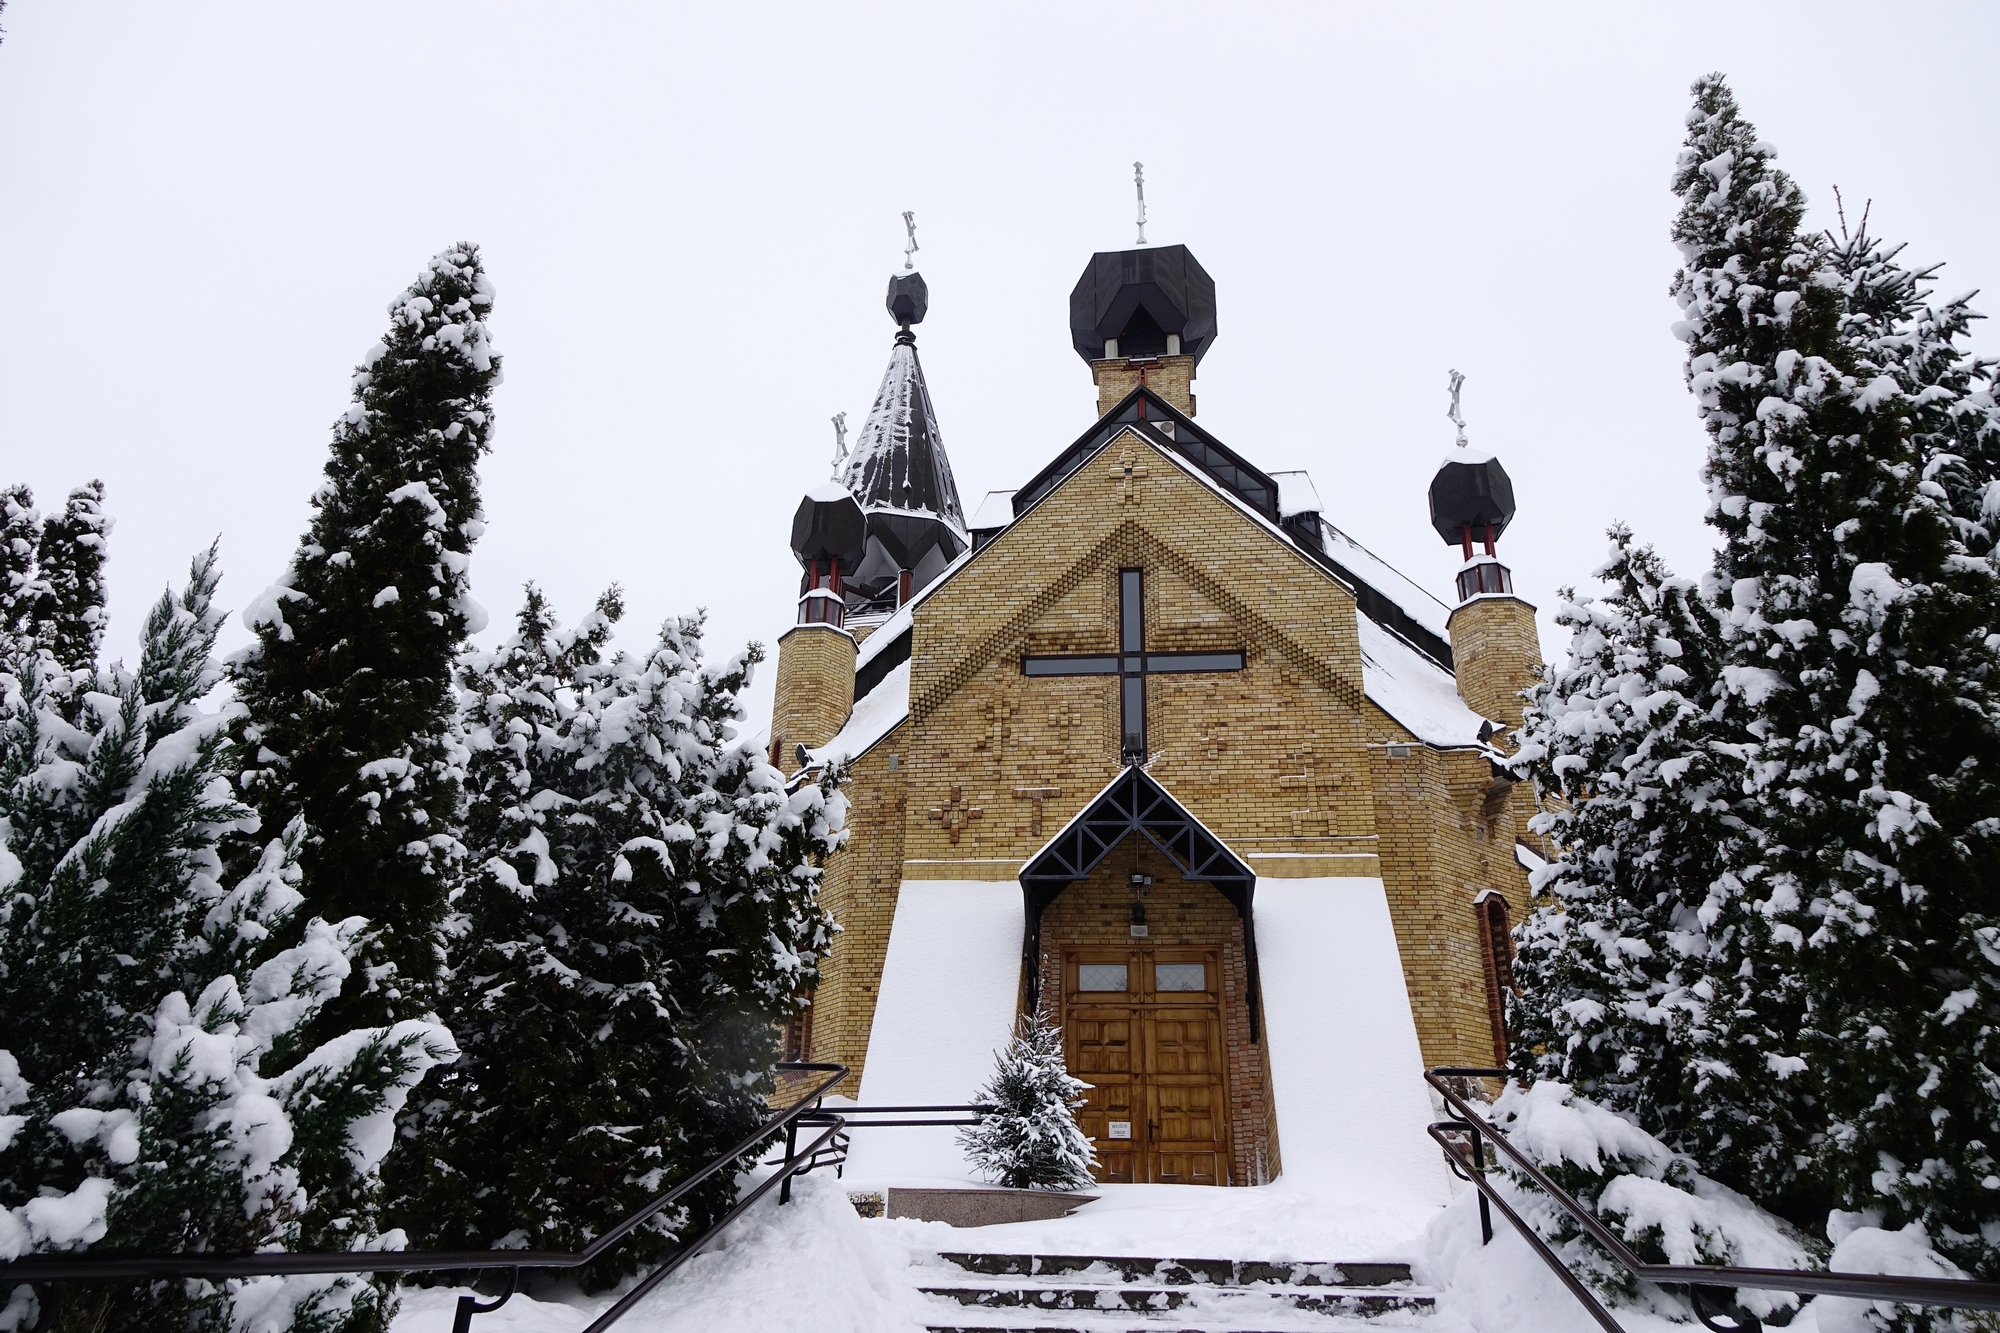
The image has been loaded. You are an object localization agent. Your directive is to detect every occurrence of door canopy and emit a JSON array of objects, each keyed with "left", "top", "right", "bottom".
[{"left": 1020, "top": 767, "right": 1261, "bottom": 1039}]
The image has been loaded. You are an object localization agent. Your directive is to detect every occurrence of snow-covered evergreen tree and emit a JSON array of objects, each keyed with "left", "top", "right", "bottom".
[
  {"left": 0, "top": 487, "right": 35, "bottom": 664},
  {"left": 958, "top": 1011, "right": 1097, "bottom": 1192},
  {"left": 230, "top": 245, "right": 499, "bottom": 1029},
  {"left": 0, "top": 548, "right": 456, "bottom": 1333},
  {"left": 1510, "top": 527, "right": 1735, "bottom": 1151},
  {"left": 392, "top": 598, "right": 843, "bottom": 1290},
  {"left": 22, "top": 481, "right": 110, "bottom": 677},
  {"left": 1664, "top": 74, "right": 2000, "bottom": 1287}
]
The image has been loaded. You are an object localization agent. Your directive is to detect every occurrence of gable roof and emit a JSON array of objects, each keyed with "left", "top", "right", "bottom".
[{"left": 1011, "top": 387, "right": 1279, "bottom": 522}]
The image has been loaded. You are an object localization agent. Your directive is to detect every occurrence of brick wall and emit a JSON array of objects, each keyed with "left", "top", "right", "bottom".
[
  {"left": 1091, "top": 354, "right": 1197, "bottom": 416},
  {"left": 804, "top": 720, "right": 907, "bottom": 1097}
]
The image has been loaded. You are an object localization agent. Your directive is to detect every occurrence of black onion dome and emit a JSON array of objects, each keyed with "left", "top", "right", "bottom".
[{"left": 1427, "top": 451, "right": 1517, "bottom": 544}]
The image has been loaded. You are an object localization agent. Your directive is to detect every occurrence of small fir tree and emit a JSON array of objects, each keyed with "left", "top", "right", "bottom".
[
  {"left": 23, "top": 481, "right": 110, "bottom": 677},
  {"left": 0, "top": 548, "right": 456, "bottom": 1333},
  {"left": 230, "top": 246, "right": 500, "bottom": 1028},
  {"left": 1510, "top": 526, "right": 1735, "bottom": 1151},
  {"left": 393, "top": 599, "right": 844, "bottom": 1290},
  {"left": 958, "top": 1011, "right": 1098, "bottom": 1192}
]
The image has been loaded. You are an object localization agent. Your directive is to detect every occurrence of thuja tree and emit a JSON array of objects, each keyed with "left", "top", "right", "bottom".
[
  {"left": 230, "top": 246, "right": 499, "bottom": 1029},
  {"left": 1510, "top": 526, "right": 1735, "bottom": 1152},
  {"left": 0, "top": 549, "right": 455, "bottom": 1333},
  {"left": 0, "top": 487, "right": 37, "bottom": 664},
  {"left": 393, "top": 600, "right": 844, "bottom": 1289},
  {"left": 1665, "top": 75, "right": 2000, "bottom": 1277},
  {"left": 23, "top": 481, "right": 110, "bottom": 678}
]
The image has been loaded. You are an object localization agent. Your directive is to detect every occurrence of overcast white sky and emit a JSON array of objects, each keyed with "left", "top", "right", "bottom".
[{"left": 2, "top": 3, "right": 1995, "bottom": 728}]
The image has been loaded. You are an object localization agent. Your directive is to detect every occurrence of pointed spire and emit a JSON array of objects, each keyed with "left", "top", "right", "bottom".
[{"left": 840, "top": 334, "right": 965, "bottom": 531}]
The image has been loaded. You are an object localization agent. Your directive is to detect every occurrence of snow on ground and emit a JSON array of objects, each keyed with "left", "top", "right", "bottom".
[
  {"left": 875, "top": 1177, "right": 1439, "bottom": 1265},
  {"left": 388, "top": 1174, "right": 935, "bottom": 1333}
]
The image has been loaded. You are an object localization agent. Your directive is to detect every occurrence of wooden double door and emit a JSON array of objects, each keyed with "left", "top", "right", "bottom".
[{"left": 1061, "top": 947, "right": 1230, "bottom": 1186}]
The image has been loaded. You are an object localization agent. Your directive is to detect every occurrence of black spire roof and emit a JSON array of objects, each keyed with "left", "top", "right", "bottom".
[{"left": 840, "top": 333, "right": 965, "bottom": 532}]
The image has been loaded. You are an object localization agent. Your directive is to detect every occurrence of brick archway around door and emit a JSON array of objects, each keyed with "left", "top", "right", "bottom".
[{"left": 1035, "top": 842, "right": 1280, "bottom": 1188}]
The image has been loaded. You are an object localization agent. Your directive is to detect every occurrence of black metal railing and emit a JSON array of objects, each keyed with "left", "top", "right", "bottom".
[
  {"left": 0, "top": 1062, "right": 974, "bottom": 1333},
  {"left": 1427, "top": 1066, "right": 2000, "bottom": 1333}
]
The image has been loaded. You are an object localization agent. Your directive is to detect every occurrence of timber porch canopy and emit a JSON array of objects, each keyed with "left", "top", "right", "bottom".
[{"left": 1019, "top": 767, "right": 1262, "bottom": 1040}]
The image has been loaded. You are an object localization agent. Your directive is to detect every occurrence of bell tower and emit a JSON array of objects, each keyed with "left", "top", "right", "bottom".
[
  {"left": 1069, "top": 244, "right": 1216, "bottom": 417},
  {"left": 1428, "top": 415, "right": 1541, "bottom": 733}
]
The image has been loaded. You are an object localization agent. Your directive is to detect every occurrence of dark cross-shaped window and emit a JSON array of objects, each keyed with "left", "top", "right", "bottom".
[{"left": 1022, "top": 568, "right": 1245, "bottom": 762}]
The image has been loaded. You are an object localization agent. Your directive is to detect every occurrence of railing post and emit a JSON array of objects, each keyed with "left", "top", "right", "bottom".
[
  {"left": 780, "top": 1122, "right": 798, "bottom": 1205},
  {"left": 451, "top": 1267, "right": 521, "bottom": 1333},
  {"left": 1468, "top": 1121, "right": 1493, "bottom": 1246}
]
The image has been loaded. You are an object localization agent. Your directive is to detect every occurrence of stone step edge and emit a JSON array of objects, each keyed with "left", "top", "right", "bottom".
[
  {"left": 933, "top": 1253, "right": 1414, "bottom": 1287},
  {"left": 918, "top": 1286, "right": 1436, "bottom": 1308}
]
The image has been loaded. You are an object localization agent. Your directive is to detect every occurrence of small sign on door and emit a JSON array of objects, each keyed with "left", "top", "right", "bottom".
[{"left": 1107, "top": 1121, "right": 1132, "bottom": 1140}]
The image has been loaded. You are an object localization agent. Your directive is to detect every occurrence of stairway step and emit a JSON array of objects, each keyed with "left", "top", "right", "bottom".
[
  {"left": 935, "top": 1253, "right": 1413, "bottom": 1287},
  {"left": 921, "top": 1287, "right": 1194, "bottom": 1312},
  {"left": 920, "top": 1285, "right": 1434, "bottom": 1316}
]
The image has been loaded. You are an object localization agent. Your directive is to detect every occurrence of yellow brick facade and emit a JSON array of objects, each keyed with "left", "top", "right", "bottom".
[{"left": 793, "top": 430, "right": 1543, "bottom": 1170}]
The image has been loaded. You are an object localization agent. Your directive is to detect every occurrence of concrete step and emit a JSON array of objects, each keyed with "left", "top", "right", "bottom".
[
  {"left": 917, "top": 1252, "right": 1434, "bottom": 1331},
  {"left": 934, "top": 1253, "right": 1414, "bottom": 1288}
]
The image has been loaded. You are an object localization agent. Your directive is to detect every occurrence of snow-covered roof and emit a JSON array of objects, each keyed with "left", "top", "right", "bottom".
[
  {"left": 1270, "top": 470, "right": 1323, "bottom": 519},
  {"left": 805, "top": 480, "right": 854, "bottom": 504},
  {"left": 1515, "top": 841, "right": 1548, "bottom": 876},
  {"left": 839, "top": 338, "right": 966, "bottom": 536},
  {"left": 809, "top": 659, "right": 909, "bottom": 767},
  {"left": 970, "top": 489, "right": 1017, "bottom": 531},
  {"left": 1357, "top": 613, "right": 1491, "bottom": 748},
  {"left": 1318, "top": 524, "right": 1452, "bottom": 642}
]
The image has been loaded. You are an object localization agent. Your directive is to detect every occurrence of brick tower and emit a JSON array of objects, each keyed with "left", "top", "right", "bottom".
[{"left": 1428, "top": 410, "right": 1542, "bottom": 733}]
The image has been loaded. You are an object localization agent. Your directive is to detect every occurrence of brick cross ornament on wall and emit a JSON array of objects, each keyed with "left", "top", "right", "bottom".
[
  {"left": 1108, "top": 452, "right": 1149, "bottom": 505},
  {"left": 1021, "top": 568, "right": 1245, "bottom": 763},
  {"left": 928, "top": 786, "right": 983, "bottom": 843}
]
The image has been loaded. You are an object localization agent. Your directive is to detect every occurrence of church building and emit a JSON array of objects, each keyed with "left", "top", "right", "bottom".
[{"left": 769, "top": 241, "right": 1545, "bottom": 1192}]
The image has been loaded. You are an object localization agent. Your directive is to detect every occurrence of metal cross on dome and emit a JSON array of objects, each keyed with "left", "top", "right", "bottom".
[
  {"left": 1133, "top": 162, "right": 1148, "bottom": 246},
  {"left": 1022, "top": 568, "right": 1244, "bottom": 763},
  {"left": 829, "top": 411, "right": 848, "bottom": 476},
  {"left": 1447, "top": 368, "right": 1469, "bottom": 449},
  {"left": 902, "top": 210, "right": 919, "bottom": 271}
]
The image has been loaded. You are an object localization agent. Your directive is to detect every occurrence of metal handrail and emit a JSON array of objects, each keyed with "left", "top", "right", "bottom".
[
  {"left": 0, "top": 1062, "right": 855, "bottom": 1333},
  {"left": 1427, "top": 1066, "right": 2000, "bottom": 1333}
]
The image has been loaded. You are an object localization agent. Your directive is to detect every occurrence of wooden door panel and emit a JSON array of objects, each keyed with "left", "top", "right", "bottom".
[
  {"left": 1153, "top": 1078, "right": 1225, "bottom": 1145},
  {"left": 1068, "top": 1012, "right": 1133, "bottom": 1076},
  {"left": 1149, "top": 1012, "right": 1219, "bottom": 1076},
  {"left": 1154, "top": 1150, "right": 1220, "bottom": 1187}
]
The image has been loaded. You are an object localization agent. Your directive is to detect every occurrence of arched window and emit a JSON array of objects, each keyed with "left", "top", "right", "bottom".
[{"left": 1474, "top": 892, "right": 1515, "bottom": 1064}]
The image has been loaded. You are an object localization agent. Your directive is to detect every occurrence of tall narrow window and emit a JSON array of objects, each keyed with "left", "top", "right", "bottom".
[
  {"left": 1475, "top": 894, "right": 1514, "bottom": 1064},
  {"left": 1120, "top": 569, "right": 1145, "bottom": 760},
  {"left": 781, "top": 990, "right": 815, "bottom": 1062}
]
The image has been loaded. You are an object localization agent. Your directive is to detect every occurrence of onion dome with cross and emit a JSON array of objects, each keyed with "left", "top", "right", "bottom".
[
  {"left": 1069, "top": 244, "right": 1217, "bottom": 364},
  {"left": 1427, "top": 372, "right": 1518, "bottom": 604}
]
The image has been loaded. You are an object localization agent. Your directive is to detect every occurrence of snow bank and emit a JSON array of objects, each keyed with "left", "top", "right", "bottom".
[
  {"left": 389, "top": 1176, "right": 929, "bottom": 1333},
  {"left": 1255, "top": 878, "right": 1451, "bottom": 1204},
  {"left": 844, "top": 882, "right": 1023, "bottom": 1183}
]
